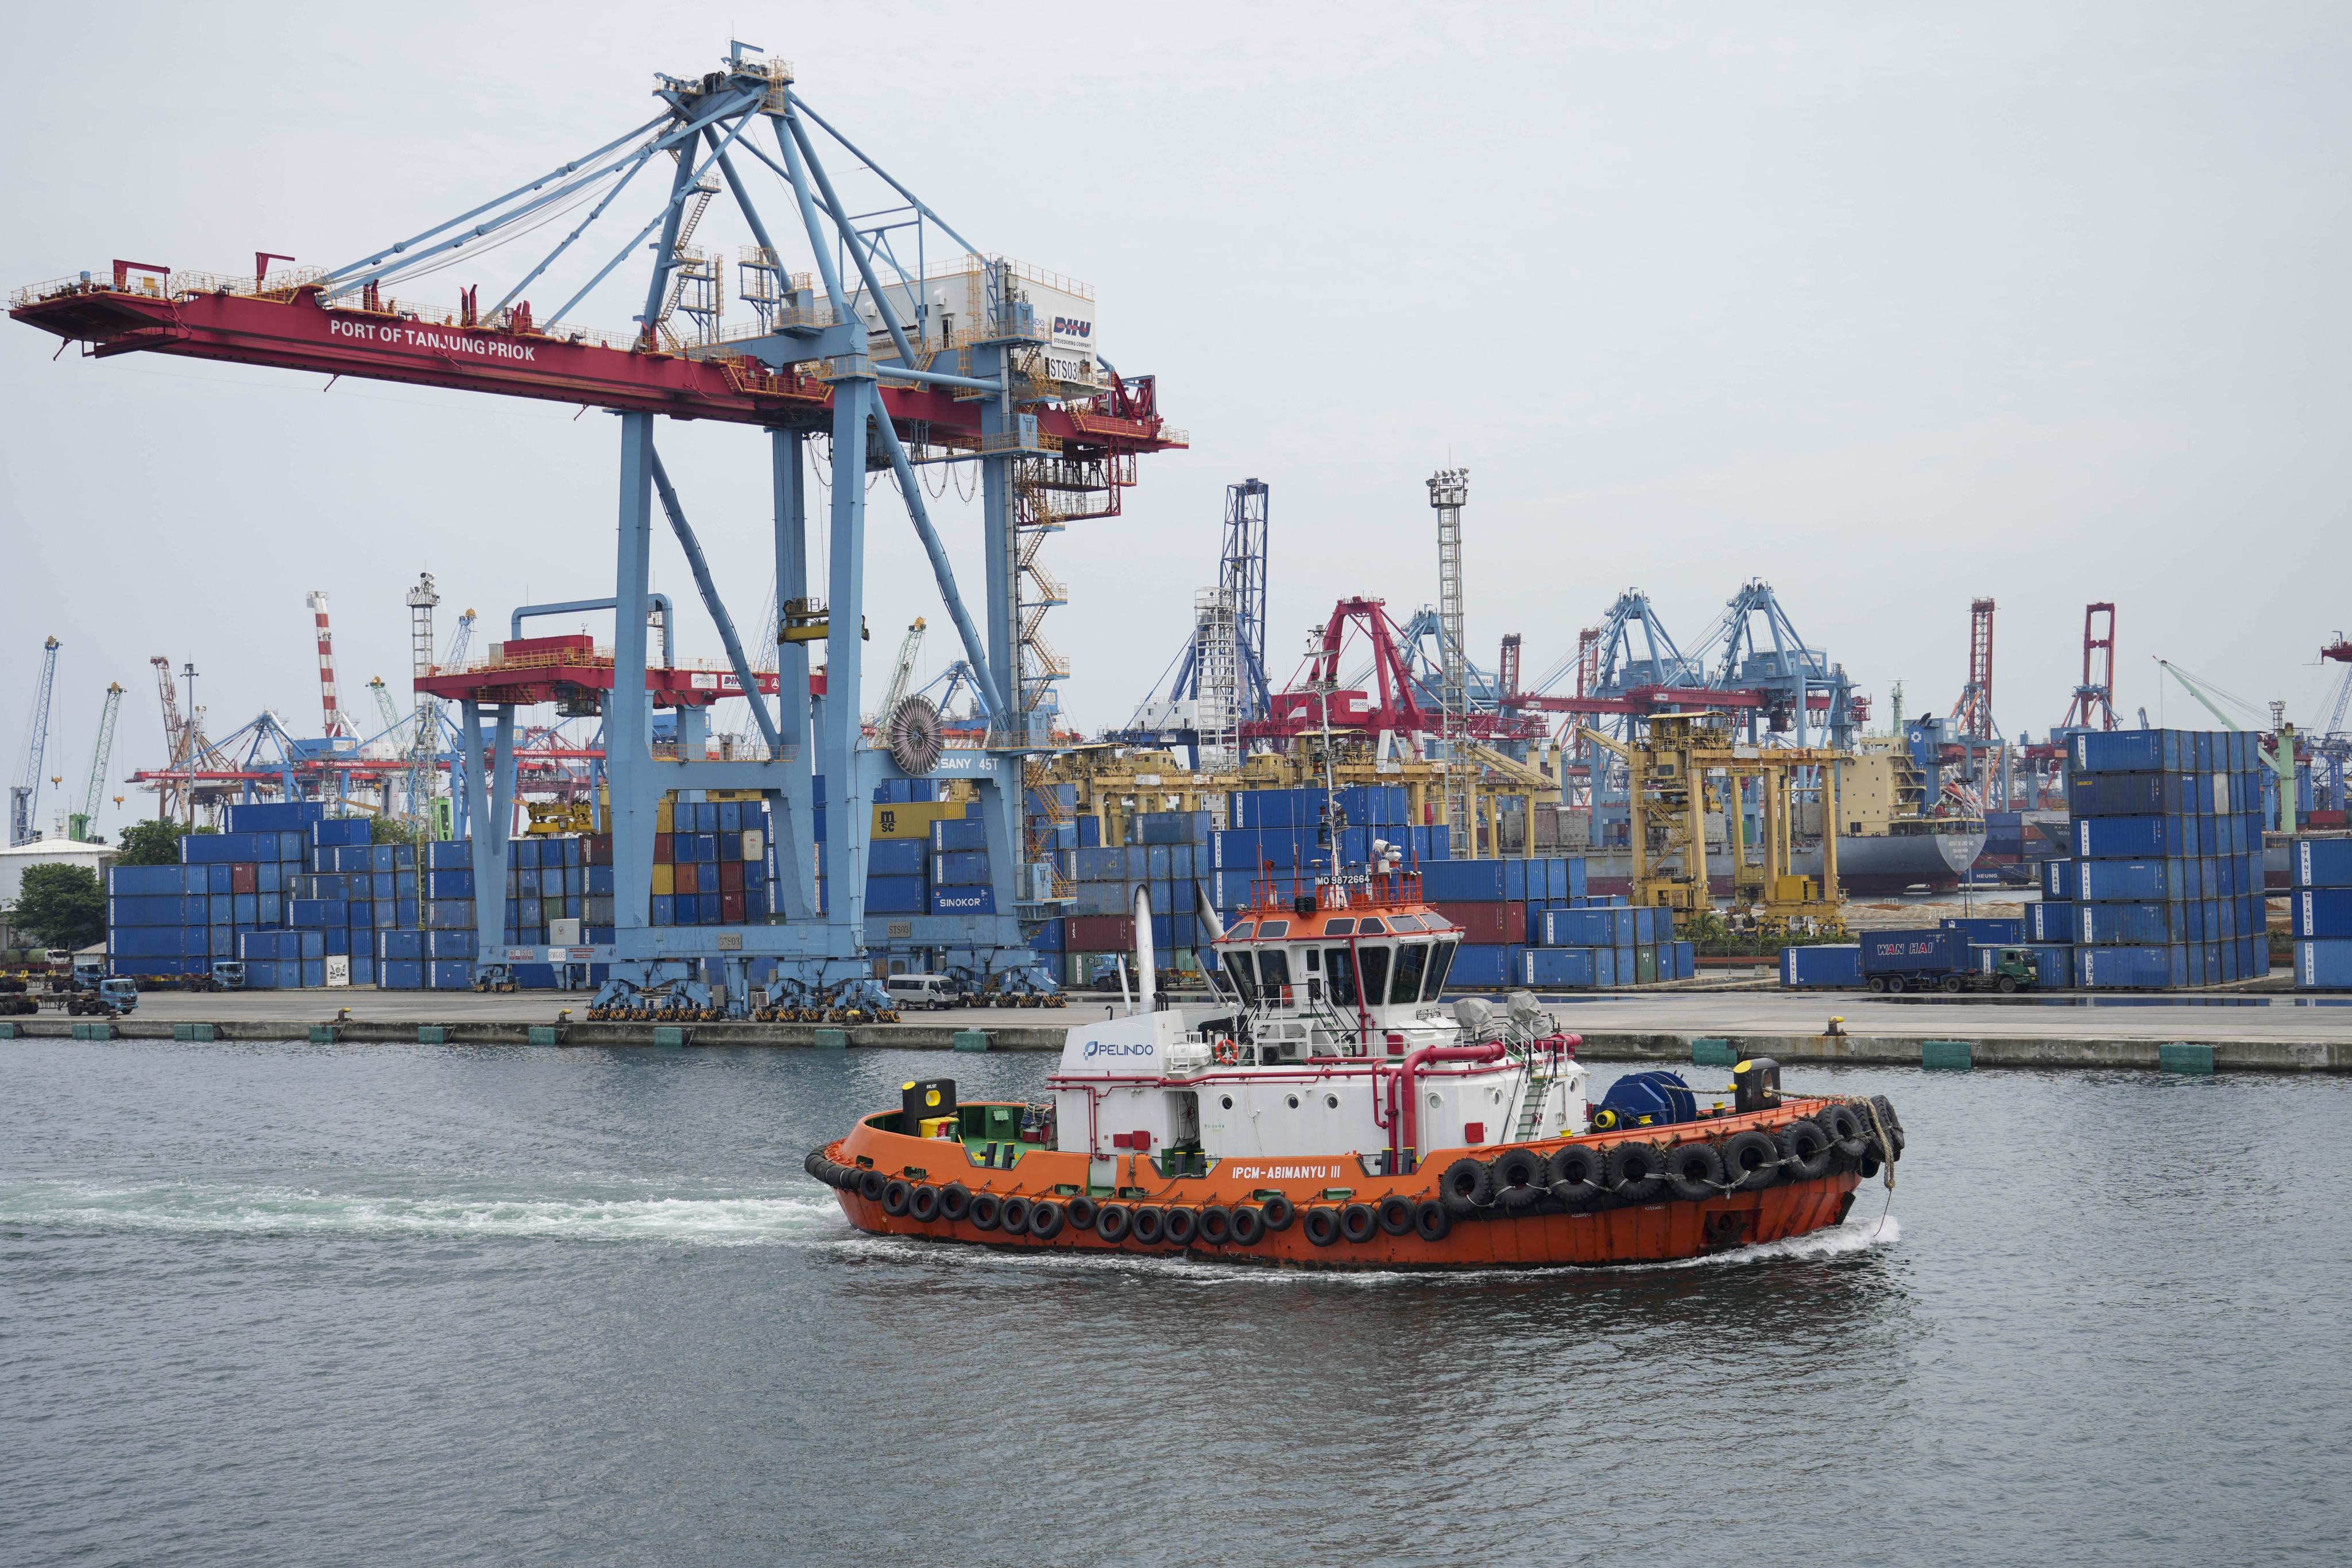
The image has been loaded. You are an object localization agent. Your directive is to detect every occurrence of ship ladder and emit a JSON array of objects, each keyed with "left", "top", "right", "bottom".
[{"left": 1511, "top": 1074, "right": 1554, "bottom": 1141}]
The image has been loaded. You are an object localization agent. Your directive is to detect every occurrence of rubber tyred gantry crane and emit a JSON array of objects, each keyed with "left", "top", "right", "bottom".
[{"left": 10, "top": 45, "right": 1185, "bottom": 1013}]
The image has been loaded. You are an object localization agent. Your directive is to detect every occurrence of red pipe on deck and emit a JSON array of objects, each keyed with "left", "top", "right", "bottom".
[{"left": 1391, "top": 1041, "right": 1506, "bottom": 1168}]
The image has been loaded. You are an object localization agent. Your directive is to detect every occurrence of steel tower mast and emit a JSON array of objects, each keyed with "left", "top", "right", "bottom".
[
  {"left": 1429, "top": 469, "right": 1470, "bottom": 854},
  {"left": 10, "top": 636, "right": 60, "bottom": 846}
]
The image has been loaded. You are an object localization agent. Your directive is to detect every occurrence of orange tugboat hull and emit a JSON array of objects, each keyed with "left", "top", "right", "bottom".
[{"left": 813, "top": 1096, "right": 1882, "bottom": 1269}]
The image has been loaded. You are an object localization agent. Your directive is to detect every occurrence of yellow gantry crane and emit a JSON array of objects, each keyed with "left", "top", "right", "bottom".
[{"left": 1579, "top": 711, "right": 1847, "bottom": 935}]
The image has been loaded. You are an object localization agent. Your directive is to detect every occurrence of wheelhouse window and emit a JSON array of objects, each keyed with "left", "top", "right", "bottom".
[
  {"left": 1390, "top": 942, "right": 1428, "bottom": 1004},
  {"left": 1325, "top": 918, "right": 1356, "bottom": 936},
  {"left": 1256, "top": 920, "right": 1290, "bottom": 938},
  {"left": 1388, "top": 915, "right": 1423, "bottom": 932},
  {"left": 1424, "top": 939, "right": 1459, "bottom": 998},
  {"left": 1357, "top": 944, "right": 1390, "bottom": 1008},
  {"left": 1359, "top": 918, "right": 1387, "bottom": 934},
  {"left": 1324, "top": 948, "right": 1359, "bottom": 1008},
  {"left": 1224, "top": 949, "right": 1259, "bottom": 1004},
  {"left": 1229, "top": 922, "right": 1256, "bottom": 940},
  {"left": 1258, "top": 949, "right": 1293, "bottom": 993}
]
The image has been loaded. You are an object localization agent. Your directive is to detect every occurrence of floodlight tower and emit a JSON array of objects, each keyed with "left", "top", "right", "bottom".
[{"left": 1429, "top": 468, "right": 1470, "bottom": 854}]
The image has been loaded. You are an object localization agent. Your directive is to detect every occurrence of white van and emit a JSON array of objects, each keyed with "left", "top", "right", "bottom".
[{"left": 885, "top": 973, "right": 958, "bottom": 1011}]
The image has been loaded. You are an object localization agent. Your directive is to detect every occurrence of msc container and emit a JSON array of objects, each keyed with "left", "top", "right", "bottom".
[
  {"left": 2072, "top": 730, "right": 2185, "bottom": 774},
  {"left": 2076, "top": 945, "right": 2184, "bottom": 989},
  {"left": 1540, "top": 907, "right": 1619, "bottom": 948},
  {"left": 932, "top": 850, "right": 991, "bottom": 886},
  {"left": 2295, "top": 838, "right": 2352, "bottom": 888},
  {"left": 2077, "top": 901, "right": 2187, "bottom": 946},
  {"left": 1419, "top": 860, "right": 1510, "bottom": 903},
  {"left": 2075, "top": 815, "right": 2200, "bottom": 860},
  {"left": 1941, "top": 917, "right": 2025, "bottom": 944},
  {"left": 2028, "top": 901, "right": 2079, "bottom": 942},
  {"left": 1522, "top": 947, "right": 1597, "bottom": 988},
  {"left": 1778, "top": 944, "right": 1853, "bottom": 992},
  {"left": 2295, "top": 939, "right": 2352, "bottom": 990},
  {"left": 866, "top": 875, "right": 927, "bottom": 915},
  {"left": 930, "top": 818, "right": 988, "bottom": 853},
  {"left": 1445, "top": 943, "right": 1521, "bottom": 989},
  {"left": 2075, "top": 859, "right": 2180, "bottom": 901},
  {"left": 2020, "top": 943, "right": 2074, "bottom": 988},
  {"left": 2292, "top": 889, "right": 2352, "bottom": 939},
  {"left": 1859, "top": 930, "right": 1967, "bottom": 976}
]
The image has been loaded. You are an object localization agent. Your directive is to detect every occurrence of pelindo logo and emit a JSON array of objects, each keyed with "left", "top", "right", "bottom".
[
  {"left": 1082, "top": 1039, "right": 1154, "bottom": 1059},
  {"left": 1053, "top": 316, "right": 1092, "bottom": 339}
]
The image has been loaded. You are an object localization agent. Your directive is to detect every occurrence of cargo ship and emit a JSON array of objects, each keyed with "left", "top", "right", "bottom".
[
  {"left": 1793, "top": 739, "right": 1984, "bottom": 893},
  {"left": 808, "top": 851, "right": 1902, "bottom": 1268}
]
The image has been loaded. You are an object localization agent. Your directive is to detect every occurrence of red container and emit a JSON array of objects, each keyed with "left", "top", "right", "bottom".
[
  {"left": 586, "top": 834, "right": 612, "bottom": 866},
  {"left": 674, "top": 861, "right": 701, "bottom": 896},
  {"left": 718, "top": 860, "right": 745, "bottom": 893},
  {"left": 1068, "top": 915, "right": 1137, "bottom": 951},
  {"left": 719, "top": 891, "right": 745, "bottom": 924},
  {"left": 653, "top": 833, "right": 673, "bottom": 865},
  {"left": 1430, "top": 901, "right": 1525, "bottom": 943},
  {"left": 229, "top": 863, "right": 258, "bottom": 895}
]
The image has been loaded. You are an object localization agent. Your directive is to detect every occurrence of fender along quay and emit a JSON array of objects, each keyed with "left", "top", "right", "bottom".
[{"left": 808, "top": 846, "right": 1903, "bottom": 1268}]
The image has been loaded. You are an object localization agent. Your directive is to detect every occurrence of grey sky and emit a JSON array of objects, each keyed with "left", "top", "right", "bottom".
[{"left": 4, "top": 2, "right": 2347, "bottom": 837}]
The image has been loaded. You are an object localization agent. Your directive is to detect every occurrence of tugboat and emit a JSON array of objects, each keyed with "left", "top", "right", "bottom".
[{"left": 808, "top": 843, "right": 1903, "bottom": 1268}]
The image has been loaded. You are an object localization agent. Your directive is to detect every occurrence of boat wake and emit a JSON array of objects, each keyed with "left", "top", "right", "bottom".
[{"left": 0, "top": 1178, "right": 838, "bottom": 1246}]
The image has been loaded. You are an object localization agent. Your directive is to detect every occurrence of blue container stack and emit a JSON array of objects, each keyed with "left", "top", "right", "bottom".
[
  {"left": 2290, "top": 837, "right": 2352, "bottom": 989},
  {"left": 647, "top": 796, "right": 776, "bottom": 928},
  {"left": 1522, "top": 895, "right": 1689, "bottom": 990},
  {"left": 106, "top": 800, "right": 332, "bottom": 987},
  {"left": 2056, "top": 729, "right": 2270, "bottom": 989},
  {"left": 1052, "top": 810, "right": 1214, "bottom": 982}
]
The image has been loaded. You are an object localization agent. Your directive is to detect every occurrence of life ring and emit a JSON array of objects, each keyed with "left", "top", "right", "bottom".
[
  {"left": 1129, "top": 1206, "right": 1167, "bottom": 1245},
  {"left": 1302, "top": 1206, "right": 1342, "bottom": 1246},
  {"left": 1228, "top": 1204, "right": 1265, "bottom": 1245},
  {"left": 1095, "top": 1202, "right": 1132, "bottom": 1242},
  {"left": 1340, "top": 1202, "right": 1378, "bottom": 1244},
  {"left": 1376, "top": 1194, "right": 1417, "bottom": 1237},
  {"left": 856, "top": 1168, "right": 888, "bottom": 1203},
  {"left": 1775, "top": 1120, "right": 1833, "bottom": 1182},
  {"left": 1259, "top": 1193, "right": 1296, "bottom": 1231},
  {"left": 1491, "top": 1148, "right": 1546, "bottom": 1208},
  {"left": 998, "top": 1196, "right": 1034, "bottom": 1234},
  {"left": 1065, "top": 1194, "right": 1098, "bottom": 1230},
  {"left": 1028, "top": 1199, "right": 1065, "bottom": 1240},
  {"left": 1197, "top": 1205, "right": 1232, "bottom": 1245},
  {"left": 881, "top": 1179, "right": 912, "bottom": 1217},
  {"left": 1163, "top": 1206, "right": 1199, "bottom": 1246},
  {"left": 908, "top": 1183, "right": 942, "bottom": 1222},
  {"left": 1414, "top": 1198, "right": 1452, "bottom": 1242},
  {"left": 1722, "top": 1129, "right": 1781, "bottom": 1191},
  {"left": 968, "top": 1193, "right": 1003, "bottom": 1230},
  {"left": 1603, "top": 1140, "right": 1666, "bottom": 1203},
  {"left": 1545, "top": 1144, "right": 1605, "bottom": 1208},
  {"left": 1441, "top": 1157, "right": 1495, "bottom": 1215},
  {"left": 1665, "top": 1141, "right": 1727, "bottom": 1202},
  {"left": 1212, "top": 1037, "right": 1240, "bottom": 1066}
]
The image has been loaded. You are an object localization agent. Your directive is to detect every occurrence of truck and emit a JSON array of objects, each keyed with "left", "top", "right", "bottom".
[
  {"left": 52, "top": 977, "right": 140, "bottom": 1016},
  {"left": 1860, "top": 928, "right": 2038, "bottom": 993}
]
